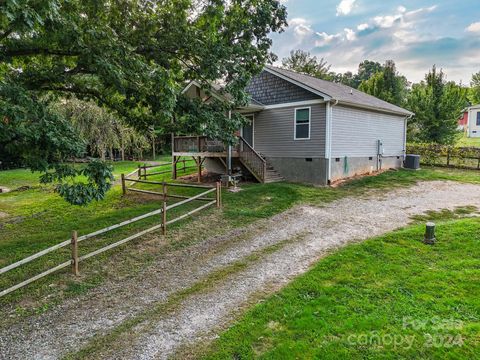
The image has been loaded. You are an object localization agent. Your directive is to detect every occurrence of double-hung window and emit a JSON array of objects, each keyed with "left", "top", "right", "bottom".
[
  {"left": 294, "top": 107, "right": 311, "bottom": 140},
  {"left": 476, "top": 112, "right": 480, "bottom": 126}
]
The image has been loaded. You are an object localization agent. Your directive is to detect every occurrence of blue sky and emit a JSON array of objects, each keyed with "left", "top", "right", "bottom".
[{"left": 271, "top": 0, "right": 480, "bottom": 83}]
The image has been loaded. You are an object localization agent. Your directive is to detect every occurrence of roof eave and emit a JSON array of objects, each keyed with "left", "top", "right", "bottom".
[{"left": 337, "top": 100, "right": 414, "bottom": 117}]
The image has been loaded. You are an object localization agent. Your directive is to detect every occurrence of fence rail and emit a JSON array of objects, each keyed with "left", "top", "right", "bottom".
[
  {"left": 407, "top": 143, "right": 480, "bottom": 170},
  {"left": 136, "top": 159, "right": 195, "bottom": 180},
  {"left": 0, "top": 181, "right": 222, "bottom": 298}
]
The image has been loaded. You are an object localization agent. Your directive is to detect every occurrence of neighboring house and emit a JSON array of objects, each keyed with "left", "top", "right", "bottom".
[
  {"left": 458, "top": 110, "right": 468, "bottom": 132},
  {"left": 460, "top": 104, "right": 480, "bottom": 138},
  {"left": 174, "top": 65, "right": 413, "bottom": 185}
]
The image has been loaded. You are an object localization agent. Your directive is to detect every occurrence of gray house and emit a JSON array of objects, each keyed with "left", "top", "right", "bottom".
[{"left": 174, "top": 65, "right": 413, "bottom": 185}]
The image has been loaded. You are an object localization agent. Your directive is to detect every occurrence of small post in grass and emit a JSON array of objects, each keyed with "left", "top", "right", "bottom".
[
  {"left": 121, "top": 174, "right": 126, "bottom": 195},
  {"left": 423, "top": 222, "right": 436, "bottom": 245},
  {"left": 137, "top": 165, "right": 142, "bottom": 180},
  {"left": 71, "top": 230, "right": 79, "bottom": 276}
]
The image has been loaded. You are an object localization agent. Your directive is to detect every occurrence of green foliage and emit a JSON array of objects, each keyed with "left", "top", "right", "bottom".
[
  {"left": 334, "top": 60, "right": 384, "bottom": 88},
  {"left": 281, "top": 50, "right": 333, "bottom": 80},
  {"left": 407, "top": 66, "right": 469, "bottom": 144},
  {"left": 469, "top": 71, "right": 480, "bottom": 105},
  {"left": 40, "top": 159, "right": 114, "bottom": 206},
  {"left": 0, "top": 82, "right": 85, "bottom": 170},
  {"left": 0, "top": 0, "right": 287, "bottom": 201},
  {"left": 359, "top": 60, "right": 408, "bottom": 106},
  {"left": 51, "top": 98, "right": 150, "bottom": 160}
]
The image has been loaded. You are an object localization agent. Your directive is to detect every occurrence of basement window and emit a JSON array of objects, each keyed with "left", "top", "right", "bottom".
[
  {"left": 305, "top": 158, "right": 313, "bottom": 162},
  {"left": 335, "top": 158, "right": 341, "bottom": 162},
  {"left": 369, "top": 157, "right": 373, "bottom": 160},
  {"left": 294, "top": 107, "right": 311, "bottom": 140}
]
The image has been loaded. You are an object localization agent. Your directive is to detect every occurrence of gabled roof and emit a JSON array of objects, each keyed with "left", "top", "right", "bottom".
[{"left": 265, "top": 65, "right": 413, "bottom": 116}]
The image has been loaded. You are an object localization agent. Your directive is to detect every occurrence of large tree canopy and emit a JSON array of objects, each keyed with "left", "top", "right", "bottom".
[
  {"left": 281, "top": 49, "right": 333, "bottom": 80},
  {"left": 406, "top": 66, "right": 469, "bottom": 144},
  {"left": 358, "top": 60, "right": 408, "bottom": 107},
  {"left": 0, "top": 0, "right": 287, "bottom": 204}
]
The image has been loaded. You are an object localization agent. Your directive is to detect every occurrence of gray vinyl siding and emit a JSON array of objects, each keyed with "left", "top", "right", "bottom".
[
  {"left": 254, "top": 103, "right": 326, "bottom": 158},
  {"left": 246, "top": 71, "right": 321, "bottom": 105},
  {"left": 331, "top": 105, "right": 406, "bottom": 157}
]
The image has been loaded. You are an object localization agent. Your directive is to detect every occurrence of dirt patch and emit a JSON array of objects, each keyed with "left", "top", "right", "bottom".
[
  {"left": 0, "top": 211, "right": 8, "bottom": 218},
  {"left": 1, "top": 181, "right": 480, "bottom": 360},
  {"left": 0, "top": 187, "right": 11, "bottom": 194}
]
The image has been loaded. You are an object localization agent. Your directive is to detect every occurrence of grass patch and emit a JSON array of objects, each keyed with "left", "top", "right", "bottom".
[
  {"left": 456, "top": 134, "right": 480, "bottom": 147},
  {"left": 0, "top": 165, "right": 479, "bottom": 318},
  {"left": 199, "top": 217, "right": 480, "bottom": 359}
]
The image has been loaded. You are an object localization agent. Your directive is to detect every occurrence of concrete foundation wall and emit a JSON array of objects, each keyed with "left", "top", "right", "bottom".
[
  {"left": 266, "top": 157, "right": 329, "bottom": 185},
  {"left": 330, "top": 155, "right": 403, "bottom": 182}
]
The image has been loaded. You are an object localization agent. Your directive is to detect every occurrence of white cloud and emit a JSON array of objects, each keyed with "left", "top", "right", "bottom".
[
  {"left": 357, "top": 23, "right": 369, "bottom": 31},
  {"left": 344, "top": 28, "right": 356, "bottom": 41},
  {"left": 315, "top": 31, "right": 342, "bottom": 47},
  {"left": 336, "top": 0, "right": 356, "bottom": 16},
  {"left": 397, "top": 6, "right": 407, "bottom": 14},
  {"left": 466, "top": 22, "right": 480, "bottom": 33}
]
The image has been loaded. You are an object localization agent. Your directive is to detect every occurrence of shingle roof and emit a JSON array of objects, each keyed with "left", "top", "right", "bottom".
[{"left": 265, "top": 65, "right": 413, "bottom": 116}]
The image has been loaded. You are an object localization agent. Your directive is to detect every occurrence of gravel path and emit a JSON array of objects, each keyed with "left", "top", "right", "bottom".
[{"left": 1, "top": 181, "right": 480, "bottom": 359}]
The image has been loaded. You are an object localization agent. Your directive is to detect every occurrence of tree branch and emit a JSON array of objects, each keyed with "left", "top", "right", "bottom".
[{"left": 2, "top": 48, "right": 81, "bottom": 57}]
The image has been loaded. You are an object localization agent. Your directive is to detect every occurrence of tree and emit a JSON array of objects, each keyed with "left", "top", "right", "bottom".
[
  {"left": 469, "top": 72, "right": 480, "bottom": 105},
  {"left": 1, "top": 0, "right": 287, "bottom": 204},
  {"left": 359, "top": 60, "right": 408, "bottom": 106},
  {"left": 281, "top": 50, "right": 333, "bottom": 80},
  {"left": 357, "top": 60, "right": 384, "bottom": 83},
  {"left": 407, "top": 66, "right": 469, "bottom": 144}
]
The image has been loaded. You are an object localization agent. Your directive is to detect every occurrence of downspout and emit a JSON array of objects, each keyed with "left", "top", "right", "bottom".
[{"left": 326, "top": 99, "right": 339, "bottom": 185}]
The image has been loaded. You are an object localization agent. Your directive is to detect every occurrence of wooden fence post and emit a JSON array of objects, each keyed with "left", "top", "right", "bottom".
[
  {"left": 446, "top": 148, "right": 451, "bottom": 167},
  {"left": 216, "top": 182, "right": 221, "bottom": 208},
  {"left": 121, "top": 174, "right": 126, "bottom": 195},
  {"left": 137, "top": 165, "right": 141, "bottom": 180},
  {"left": 162, "top": 200, "right": 167, "bottom": 235},
  {"left": 143, "top": 165, "right": 147, "bottom": 180},
  {"left": 71, "top": 231, "right": 79, "bottom": 276}
]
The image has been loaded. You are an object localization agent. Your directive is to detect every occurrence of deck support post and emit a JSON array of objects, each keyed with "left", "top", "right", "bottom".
[
  {"left": 172, "top": 156, "right": 177, "bottom": 179},
  {"left": 197, "top": 156, "right": 202, "bottom": 183}
]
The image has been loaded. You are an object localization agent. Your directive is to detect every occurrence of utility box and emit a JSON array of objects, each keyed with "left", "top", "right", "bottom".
[{"left": 404, "top": 154, "right": 420, "bottom": 170}]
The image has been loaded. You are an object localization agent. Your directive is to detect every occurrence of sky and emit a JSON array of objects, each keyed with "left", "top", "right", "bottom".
[{"left": 271, "top": 0, "right": 480, "bottom": 83}]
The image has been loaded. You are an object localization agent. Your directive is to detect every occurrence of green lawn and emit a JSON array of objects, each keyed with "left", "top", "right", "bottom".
[
  {"left": 456, "top": 134, "right": 480, "bottom": 147},
  {"left": 1, "top": 165, "right": 480, "bottom": 318},
  {"left": 200, "top": 216, "right": 480, "bottom": 359}
]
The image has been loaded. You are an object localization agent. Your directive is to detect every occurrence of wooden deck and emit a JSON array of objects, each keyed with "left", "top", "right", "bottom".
[{"left": 172, "top": 135, "right": 269, "bottom": 183}]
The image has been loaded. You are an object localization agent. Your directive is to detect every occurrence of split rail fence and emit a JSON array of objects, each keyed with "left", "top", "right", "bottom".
[
  {"left": 135, "top": 159, "right": 197, "bottom": 180},
  {"left": 0, "top": 179, "right": 222, "bottom": 298},
  {"left": 407, "top": 143, "right": 480, "bottom": 170}
]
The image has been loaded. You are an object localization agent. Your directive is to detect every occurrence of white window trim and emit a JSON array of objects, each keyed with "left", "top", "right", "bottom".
[
  {"left": 294, "top": 107, "right": 311, "bottom": 141},
  {"left": 241, "top": 113, "right": 255, "bottom": 148}
]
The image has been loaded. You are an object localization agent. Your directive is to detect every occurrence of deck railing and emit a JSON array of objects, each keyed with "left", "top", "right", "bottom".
[{"left": 173, "top": 136, "right": 227, "bottom": 153}]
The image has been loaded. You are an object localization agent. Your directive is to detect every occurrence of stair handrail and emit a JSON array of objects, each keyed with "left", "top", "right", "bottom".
[
  {"left": 238, "top": 136, "right": 267, "bottom": 182},
  {"left": 238, "top": 136, "right": 266, "bottom": 164}
]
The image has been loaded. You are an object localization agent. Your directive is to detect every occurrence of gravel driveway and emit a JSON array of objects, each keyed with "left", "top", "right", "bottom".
[{"left": 1, "top": 181, "right": 480, "bottom": 359}]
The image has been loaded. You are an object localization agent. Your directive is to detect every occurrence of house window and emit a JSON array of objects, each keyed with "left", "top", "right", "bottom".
[
  {"left": 477, "top": 112, "right": 480, "bottom": 126},
  {"left": 294, "top": 107, "right": 311, "bottom": 140}
]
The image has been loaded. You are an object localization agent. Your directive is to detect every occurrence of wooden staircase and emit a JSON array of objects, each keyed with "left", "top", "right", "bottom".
[
  {"left": 238, "top": 137, "right": 284, "bottom": 183},
  {"left": 264, "top": 163, "right": 284, "bottom": 183}
]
